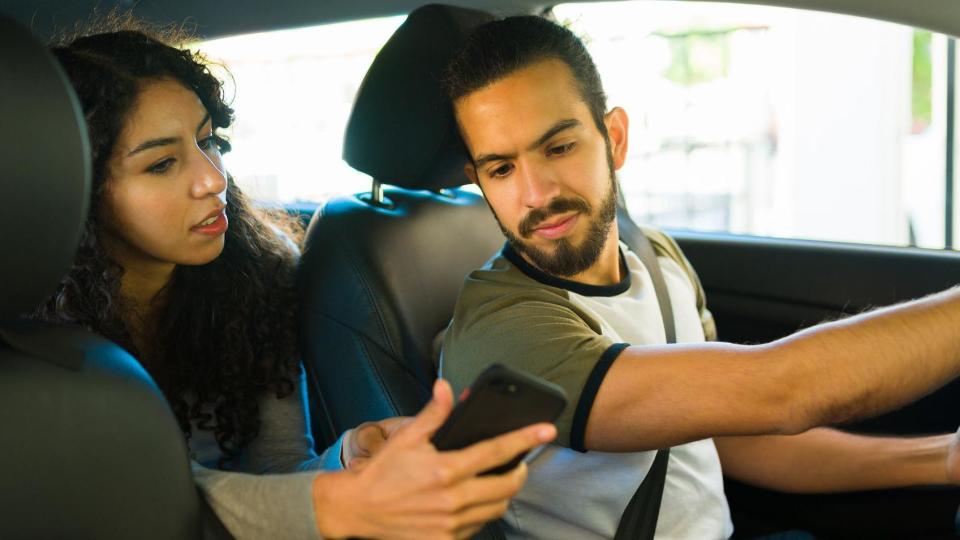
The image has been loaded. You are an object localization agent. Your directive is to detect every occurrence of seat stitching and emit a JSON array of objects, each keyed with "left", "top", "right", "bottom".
[
  {"left": 329, "top": 217, "right": 398, "bottom": 358},
  {"left": 312, "top": 311, "right": 429, "bottom": 408}
]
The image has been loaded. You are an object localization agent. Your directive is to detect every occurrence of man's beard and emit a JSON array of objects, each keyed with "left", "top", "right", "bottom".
[{"left": 496, "top": 173, "right": 618, "bottom": 278}]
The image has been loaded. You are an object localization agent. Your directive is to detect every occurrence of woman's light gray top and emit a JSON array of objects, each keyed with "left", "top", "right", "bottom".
[{"left": 190, "top": 367, "right": 346, "bottom": 540}]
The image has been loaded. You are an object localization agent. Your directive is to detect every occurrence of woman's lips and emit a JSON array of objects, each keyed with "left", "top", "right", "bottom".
[
  {"left": 533, "top": 213, "right": 578, "bottom": 240},
  {"left": 192, "top": 210, "right": 228, "bottom": 236}
]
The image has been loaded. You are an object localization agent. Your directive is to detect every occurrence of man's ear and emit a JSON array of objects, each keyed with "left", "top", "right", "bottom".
[
  {"left": 604, "top": 107, "right": 629, "bottom": 171},
  {"left": 464, "top": 162, "right": 479, "bottom": 185}
]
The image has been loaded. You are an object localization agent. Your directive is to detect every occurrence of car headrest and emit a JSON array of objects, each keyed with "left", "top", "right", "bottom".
[
  {"left": 343, "top": 3, "right": 494, "bottom": 191},
  {"left": 0, "top": 16, "right": 90, "bottom": 322}
]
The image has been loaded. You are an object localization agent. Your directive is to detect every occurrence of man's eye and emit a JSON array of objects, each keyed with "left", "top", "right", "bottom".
[
  {"left": 547, "top": 142, "right": 576, "bottom": 156},
  {"left": 148, "top": 158, "right": 175, "bottom": 174},
  {"left": 489, "top": 163, "right": 514, "bottom": 178}
]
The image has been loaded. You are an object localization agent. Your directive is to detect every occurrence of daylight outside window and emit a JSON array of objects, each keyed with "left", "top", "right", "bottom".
[
  {"left": 555, "top": 1, "right": 957, "bottom": 250},
  {"left": 197, "top": 3, "right": 958, "bottom": 250},
  {"left": 195, "top": 16, "right": 404, "bottom": 204}
]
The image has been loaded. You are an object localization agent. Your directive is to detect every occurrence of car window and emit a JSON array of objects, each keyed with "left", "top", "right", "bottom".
[
  {"left": 194, "top": 16, "right": 405, "bottom": 204},
  {"left": 197, "top": 4, "right": 958, "bottom": 251},
  {"left": 553, "top": 1, "right": 958, "bottom": 250}
]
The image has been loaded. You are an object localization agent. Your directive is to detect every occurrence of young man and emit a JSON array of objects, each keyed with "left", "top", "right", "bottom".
[{"left": 439, "top": 15, "right": 960, "bottom": 540}]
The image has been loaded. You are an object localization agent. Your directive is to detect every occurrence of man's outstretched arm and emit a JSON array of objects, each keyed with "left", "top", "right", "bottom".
[
  {"left": 714, "top": 428, "right": 958, "bottom": 493},
  {"left": 585, "top": 286, "right": 960, "bottom": 452}
]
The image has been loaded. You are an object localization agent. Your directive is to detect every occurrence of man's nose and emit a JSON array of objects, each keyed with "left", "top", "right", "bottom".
[{"left": 518, "top": 164, "right": 560, "bottom": 209}]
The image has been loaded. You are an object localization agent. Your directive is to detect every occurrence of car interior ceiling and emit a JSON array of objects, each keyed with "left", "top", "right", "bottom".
[
  {"left": 4, "top": 0, "right": 960, "bottom": 539},
  {"left": 3, "top": 0, "right": 960, "bottom": 41}
]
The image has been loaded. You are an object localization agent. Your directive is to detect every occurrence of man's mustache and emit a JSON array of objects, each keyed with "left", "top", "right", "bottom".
[{"left": 519, "top": 197, "right": 591, "bottom": 238}]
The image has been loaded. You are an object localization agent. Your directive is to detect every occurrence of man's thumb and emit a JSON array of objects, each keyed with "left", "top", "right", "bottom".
[{"left": 391, "top": 378, "right": 454, "bottom": 444}]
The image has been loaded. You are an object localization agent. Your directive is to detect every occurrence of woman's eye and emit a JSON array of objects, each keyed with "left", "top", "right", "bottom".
[
  {"left": 547, "top": 142, "right": 575, "bottom": 156},
  {"left": 148, "top": 158, "right": 175, "bottom": 174},
  {"left": 489, "top": 163, "right": 514, "bottom": 178},
  {"left": 199, "top": 134, "right": 231, "bottom": 154}
]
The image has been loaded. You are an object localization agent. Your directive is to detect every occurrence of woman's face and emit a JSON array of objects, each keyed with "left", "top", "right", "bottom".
[{"left": 103, "top": 78, "right": 229, "bottom": 269}]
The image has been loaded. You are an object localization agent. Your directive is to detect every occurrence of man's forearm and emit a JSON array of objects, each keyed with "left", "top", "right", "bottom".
[
  {"left": 714, "top": 428, "right": 950, "bottom": 493},
  {"left": 774, "top": 286, "right": 960, "bottom": 429}
]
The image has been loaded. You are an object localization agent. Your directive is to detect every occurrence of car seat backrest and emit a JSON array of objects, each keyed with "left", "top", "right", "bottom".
[
  {"left": 0, "top": 23, "right": 88, "bottom": 323},
  {"left": 0, "top": 17, "right": 205, "bottom": 539},
  {"left": 298, "top": 4, "right": 501, "bottom": 445}
]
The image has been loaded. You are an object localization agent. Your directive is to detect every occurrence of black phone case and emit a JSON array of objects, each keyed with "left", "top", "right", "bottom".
[{"left": 432, "top": 364, "right": 568, "bottom": 475}]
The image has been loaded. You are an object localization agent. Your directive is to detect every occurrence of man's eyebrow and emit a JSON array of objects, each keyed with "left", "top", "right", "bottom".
[
  {"left": 474, "top": 152, "right": 515, "bottom": 169},
  {"left": 126, "top": 114, "right": 212, "bottom": 158},
  {"left": 473, "top": 119, "right": 582, "bottom": 169},
  {"left": 526, "top": 119, "right": 581, "bottom": 152}
]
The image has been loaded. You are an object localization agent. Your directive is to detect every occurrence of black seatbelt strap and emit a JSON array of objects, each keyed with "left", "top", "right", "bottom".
[
  {"left": 474, "top": 520, "right": 507, "bottom": 540},
  {"left": 617, "top": 211, "right": 676, "bottom": 343},
  {"left": 613, "top": 208, "right": 674, "bottom": 540},
  {"left": 614, "top": 449, "right": 670, "bottom": 540}
]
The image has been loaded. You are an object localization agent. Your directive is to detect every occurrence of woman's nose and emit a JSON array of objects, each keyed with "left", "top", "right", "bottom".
[{"left": 191, "top": 146, "right": 228, "bottom": 199}]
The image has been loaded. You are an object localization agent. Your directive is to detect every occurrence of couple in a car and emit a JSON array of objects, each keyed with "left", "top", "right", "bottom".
[{"left": 36, "top": 8, "right": 960, "bottom": 540}]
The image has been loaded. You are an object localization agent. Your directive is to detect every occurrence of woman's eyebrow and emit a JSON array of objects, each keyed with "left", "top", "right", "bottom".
[
  {"left": 125, "top": 114, "right": 213, "bottom": 158},
  {"left": 126, "top": 136, "right": 180, "bottom": 157}
]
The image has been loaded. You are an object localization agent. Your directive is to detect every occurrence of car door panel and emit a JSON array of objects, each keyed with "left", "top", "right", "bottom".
[{"left": 673, "top": 230, "right": 960, "bottom": 538}]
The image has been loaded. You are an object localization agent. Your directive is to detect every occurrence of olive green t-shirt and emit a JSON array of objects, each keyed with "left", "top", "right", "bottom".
[
  {"left": 439, "top": 232, "right": 732, "bottom": 540},
  {"left": 440, "top": 229, "right": 715, "bottom": 450}
]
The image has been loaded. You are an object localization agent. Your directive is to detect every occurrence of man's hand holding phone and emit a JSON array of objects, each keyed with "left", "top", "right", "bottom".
[
  {"left": 432, "top": 364, "right": 568, "bottom": 475},
  {"left": 313, "top": 378, "right": 556, "bottom": 540}
]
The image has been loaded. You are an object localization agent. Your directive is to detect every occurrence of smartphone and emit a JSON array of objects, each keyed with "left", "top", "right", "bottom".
[{"left": 431, "top": 364, "right": 568, "bottom": 475}]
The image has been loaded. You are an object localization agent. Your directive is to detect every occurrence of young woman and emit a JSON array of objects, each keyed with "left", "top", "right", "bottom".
[{"left": 36, "top": 18, "right": 554, "bottom": 539}]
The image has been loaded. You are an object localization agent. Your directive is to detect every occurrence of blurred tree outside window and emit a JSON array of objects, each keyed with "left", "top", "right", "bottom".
[{"left": 913, "top": 30, "right": 933, "bottom": 134}]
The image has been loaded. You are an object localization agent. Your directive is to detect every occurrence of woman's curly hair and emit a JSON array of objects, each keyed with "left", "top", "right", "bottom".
[{"left": 35, "top": 13, "right": 301, "bottom": 465}]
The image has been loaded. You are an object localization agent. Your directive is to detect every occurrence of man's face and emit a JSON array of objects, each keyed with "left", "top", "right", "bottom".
[{"left": 454, "top": 59, "right": 628, "bottom": 277}]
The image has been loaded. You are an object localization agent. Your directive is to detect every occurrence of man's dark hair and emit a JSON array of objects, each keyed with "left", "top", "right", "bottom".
[{"left": 444, "top": 15, "right": 608, "bottom": 136}]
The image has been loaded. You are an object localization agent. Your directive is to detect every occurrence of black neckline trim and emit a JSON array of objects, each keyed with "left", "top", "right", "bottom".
[{"left": 501, "top": 242, "right": 631, "bottom": 297}]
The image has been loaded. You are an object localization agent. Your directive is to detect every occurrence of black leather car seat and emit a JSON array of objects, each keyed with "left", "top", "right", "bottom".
[
  {"left": 0, "top": 16, "right": 206, "bottom": 540},
  {"left": 298, "top": 3, "right": 499, "bottom": 446}
]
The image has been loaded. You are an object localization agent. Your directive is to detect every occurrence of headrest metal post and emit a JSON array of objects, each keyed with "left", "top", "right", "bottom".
[
  {"left": 371, "top": 179, "right": 384, "bottom": 204},
  {"left": 358, "top": 178, "right": 396, "bottom": 210}
]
